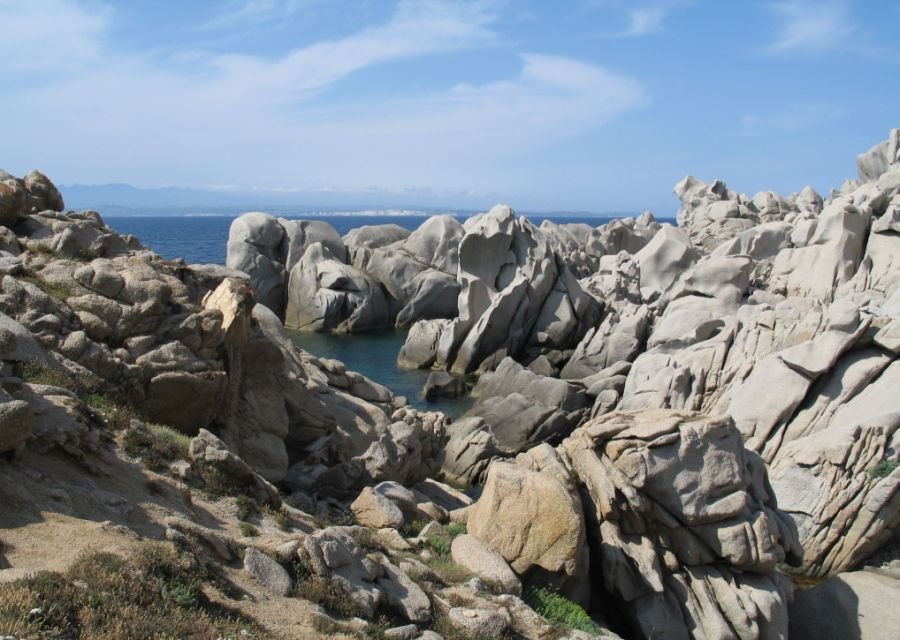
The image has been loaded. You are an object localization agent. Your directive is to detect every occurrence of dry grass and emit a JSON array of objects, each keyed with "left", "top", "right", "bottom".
[
  {"left": 122, "top": 422, "right": 189, "bottom": 470},
  {"left": 0, "top": 544, "right": 265, "bottom": 639}
]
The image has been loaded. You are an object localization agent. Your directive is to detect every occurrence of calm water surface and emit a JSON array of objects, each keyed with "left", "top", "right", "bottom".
[{"left": 289, "top": 329, "right": 474, "bottom": 419}]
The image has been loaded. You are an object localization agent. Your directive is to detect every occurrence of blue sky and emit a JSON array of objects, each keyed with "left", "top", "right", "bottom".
[{"left": 2, "top": 0, "right": 898, "bottom": 214}]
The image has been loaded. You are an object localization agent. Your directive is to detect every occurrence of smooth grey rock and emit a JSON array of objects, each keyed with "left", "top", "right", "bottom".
[
  {"left": 446, "top": 607, "right": 511, "bottom": 639},
  {"left": 423, "top": 371, "right": 466, "bottom": 401},
  {"left": 284, "top": 242, "right": 391, "bottom": 333},
  {"left": 397, "top": 319, "right": 448, "bottom": 369},
  {"left": 560, "top": 410, "right": 800, "bottom": 640},
  {"left": 376, "top": 559, "right": 431, "bottom": 623},
  {"left": 343, "top": 223, "right": 410, "bottom": 249},
  {"left": 0, "top": 397, "right": 32, "bottom": 454},
  {"left": 450, "top": 534, "right": 521, "bottom": 596},
  {"left": 243, "top": 547, "right": 293, "bottom": 597},
  {"left": 226, "top": 212, "right": 287, "bottom": 313},
  {"left": 790, "top": 569, "right": 900, "bottom": 640}
]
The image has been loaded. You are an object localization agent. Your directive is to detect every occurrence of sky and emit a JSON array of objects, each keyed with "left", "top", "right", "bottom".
[{"left": 1, "top": 0, "right": 898, "bottom": 214}]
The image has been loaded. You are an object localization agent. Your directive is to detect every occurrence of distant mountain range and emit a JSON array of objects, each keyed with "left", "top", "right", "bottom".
[{"left": 58, "top": 182, "right": 612, "bottom": 218}]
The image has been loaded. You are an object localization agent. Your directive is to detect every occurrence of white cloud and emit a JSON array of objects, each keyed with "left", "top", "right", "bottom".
[
  {"left": 200, "top": 0, "right": 312, "bottom": 30},
  {"left": 765, "top": 1, "right": 855, "bottom": 53},
  {"left": 591, "top": 1, "right": 691, "bottom": 38},
  {"left": 0, "top": 0, "right": 110, "bottom": 72},
  {"left": 1, "top": 0, "right": 645, "bottom": 198},
  {"left": 207, "top": 0, "right": 499, "bottom": 101}
]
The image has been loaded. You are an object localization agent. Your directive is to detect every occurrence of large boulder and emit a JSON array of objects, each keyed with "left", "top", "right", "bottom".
[
  {"left": 461, "top": 357, "right": 590, "bottom": 455},
  {"left": 225, "top": 212, "right": 287, "bottom": 313},
  {"left": 403, "top": 214, "right": 464, "bottom": 274},
  {"left": 423, "top": 205, "right": 599, "bottom": 375},
  {"left": 466, "top": 444, "right": 589, "bottom": 604},
  {"left": 284, "top": 242, "right": 391, "bottom": 333},
  {"left": 23, "top": 170, "right": 65, "bottom": 213},
  {"left": 343, "top": 223, "right": 410, "bottom": 249},
  {"left": 857, "top": 128, "right": 900, "bottom": 183},
  {"left": 450, "top": 534, "right": 522, "bottom": 596},
  {"left": 559, "top": 410, "right": 801, "bottom": 640},
  {"left": 0, "top": 171, "right": 26, "bottom": 227}
]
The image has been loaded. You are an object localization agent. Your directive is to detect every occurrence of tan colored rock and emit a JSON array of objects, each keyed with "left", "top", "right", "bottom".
[
  {"left": 467, "top": 444, "right": 589, "bottom": 603},
  {"left": 350, "top": 482, "right": 416, "bottom": 529}
]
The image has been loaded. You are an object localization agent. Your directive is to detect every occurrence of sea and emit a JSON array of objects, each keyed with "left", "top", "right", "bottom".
[{"left": 104, "top": 209, "right": 627, "bottom": 417}]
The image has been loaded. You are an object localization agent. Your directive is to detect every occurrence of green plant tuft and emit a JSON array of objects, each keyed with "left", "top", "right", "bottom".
[
  {"left": 123, "top": 422, "right": 189, "bottom": 470},
  {"left": 235, "top": 495, "right": 255, "bottom": 521},
  {"left": 424, "top": 534, "right": 451, "bottom": 557},
  {"left": 870, "top": 459, "right": 899, "bottom": 479},
  {"left": 238, "top": 522, "right": 258, "bottom": 538},
  {"left": 524, "top": 586, "right": 599, "bottom": 634},
  {"left": 446, "top": 522, "right": 467, "bottom": 539},
  {"left": 18, "top": 273, "right": 75, "bottom": 301},
  {"left": 272, "top": 509, "right": 291, "bottom": 531}
]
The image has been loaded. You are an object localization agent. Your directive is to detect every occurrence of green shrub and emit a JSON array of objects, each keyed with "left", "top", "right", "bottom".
[
  {"left": 197, "top": 464, "right": 249, "bottom": 500},
  {"left": 147, "top": 423, "right": 191, "bottom": 453},
  {"left": 870, "top": 459, "right": 899, "bottom": 479},
  {"left": 424, "top": 534, "right": 451, "bottom": 557},
  {"left": 524, "top": 586, "right": 599, "bottom": 634},
  {"left": 446, "top": 523, "right": 467, "bottom": 539},
  {"left": 420, "top": 554, "right": 472, "bottom": 585},
  {"left": 238, "top": 522, "right": 258, "bottom": 538},
  {"left": 18, "top": 273, "right": 74, "bottom": 301},
  {"left": 123, "top": 422, "right": 188, "bottom": 470},
  {"left": 160, "top": 578, "right": 198, "bottom": 609},
  {"left": 87, "top": 392, "right": 138, "bottom": 431},
  {"left": 273, "top": 509, "right": 291, "bottom": 531},
  {"left": 235, "top": 495, "right": 255, "bottom": 521},
  {"left": 17, "top": 361, "right": 75, "bottom": 389}
]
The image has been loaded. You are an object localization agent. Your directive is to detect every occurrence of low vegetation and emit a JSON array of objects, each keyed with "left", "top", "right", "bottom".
[
  {"left": 272, "top": 508, "right": 291, "bottom": 531},
  {"left": 424, "top": 533, "right": 451, "bottom": 557},
  {"left": 524, "top": 586, "right": 600, "bottom": 634},
  {"left": 870, "top": 459, "right": 899, "bottom": 479},
  {"left": 17, "top": 272, "right": 75, "bottom": 301},
  {"left": 238, "top": 522, "right": 258, "bottom": 538},
  {"left": 123, "top": 421, "right": 190, "bottom": 470},
  {"left": 235, "top": 494, "right": 255, "bottom": 521},
  {"left": 0, "top": 545, "right": 264, "bottom": 639},
  {"left": 17, "top": 360, "right": 136, "bottom": 431}
]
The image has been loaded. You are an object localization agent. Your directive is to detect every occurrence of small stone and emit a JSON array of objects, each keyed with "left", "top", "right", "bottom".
[
  {"left": 243, "top": 547, "right": 293, "bottom": 597},
  {"left": 447, "top": 607, "right": 510, "bottom": 638},
  {"left": 383, "top": 624, "right": 419, "bottom": 640}
]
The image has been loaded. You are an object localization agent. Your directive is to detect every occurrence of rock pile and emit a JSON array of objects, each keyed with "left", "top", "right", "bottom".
[{"left": 2, "top": 129, "right": 899, "bottom": 640}]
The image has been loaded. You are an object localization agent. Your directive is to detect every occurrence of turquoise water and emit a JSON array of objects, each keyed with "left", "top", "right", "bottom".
[{"left": 290, "top": 329, "right": 473, "bottom": 419}]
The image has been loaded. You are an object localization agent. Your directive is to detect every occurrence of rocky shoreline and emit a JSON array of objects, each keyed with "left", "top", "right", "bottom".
[{"left": 0, "top": 131, "right": 898, "bottom": 639}]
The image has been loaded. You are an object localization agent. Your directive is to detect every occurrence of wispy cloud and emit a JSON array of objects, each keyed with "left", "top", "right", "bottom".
[
  {"left": 764, "top": 1, "right": 855, "bottom": 54},
  {"left": 1, "top": 0, "right": 645, "bottom": 195},
  {"left": 0, "top": 0, "right": 110, "bottom": 72},
  {"left": 200, "top": 0, "right": 312, "bottom": 31},
  {"left": 588, "top": 1, "right": 691, "bottom": 38}
]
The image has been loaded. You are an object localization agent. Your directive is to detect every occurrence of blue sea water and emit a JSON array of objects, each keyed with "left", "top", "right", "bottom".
[{"left": 103, "top": 210, "right": 621, "bottom": 415}]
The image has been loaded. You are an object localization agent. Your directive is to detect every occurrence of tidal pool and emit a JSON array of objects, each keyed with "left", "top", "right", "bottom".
[{"left": 290, "top": 329, "right": 473, "bottom": 419}]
